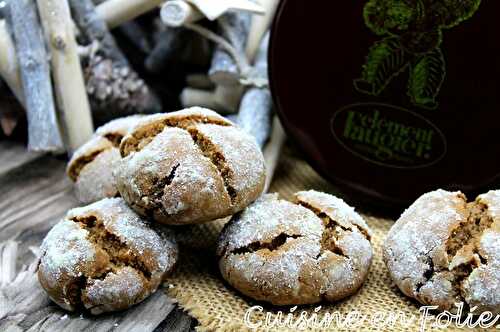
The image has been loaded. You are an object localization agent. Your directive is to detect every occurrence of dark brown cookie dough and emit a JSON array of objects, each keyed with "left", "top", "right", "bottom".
[
  {"left": 115, "top": 107, "right": 266, "bottom": 225},
  {"left": 38, "top": 198, "right": 178, "bottom": 315}
]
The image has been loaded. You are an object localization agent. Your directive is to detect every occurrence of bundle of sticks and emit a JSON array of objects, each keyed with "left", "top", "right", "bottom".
[{"left": 0, "top": 0, "right": 284, "bottom": 163}]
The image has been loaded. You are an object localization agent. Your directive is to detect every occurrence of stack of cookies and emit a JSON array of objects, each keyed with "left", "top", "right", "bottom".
[
  {"left": 38, "top": 107, "right": 499, "bottom": 317},
  {"left": 40, "top": 107, "right": 269, "bottom": 314}
]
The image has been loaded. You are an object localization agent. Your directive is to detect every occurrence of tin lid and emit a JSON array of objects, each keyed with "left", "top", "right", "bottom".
[{"left": 269, "top": 0, "right": 500, "bottom": 207}]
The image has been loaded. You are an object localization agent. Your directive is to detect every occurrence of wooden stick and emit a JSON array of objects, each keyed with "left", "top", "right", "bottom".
[
  {"left": 180, "top": 86, "right": 242, "bottom": 113},
  {"left": 214, "top": 85, "right": 243, "bottom": 113},
  {"left": 187, "top": 0, "right": 265, "bottom": 21},
  {"left": 0, "top": 21, "right": 23, "bottom": 106},
  {"left": 238, "top": 89, "right": 272, "bottom": 147},
  {"left": 96, "top": 0, "right": 164, "bottom": 29},
  {"left": 180, "top": 87, "right": 218, "bottom": 110},
  {"left": 37, "top": 0, "right": 94, "bottom": 154},
  {"left": 208, "top": 12, "right": 252, "bottom": 86},
  {"left": 237, "top": 33, "right": 272, "bottom": 147},
  {"left": 264, "top": 117, "right": 286, "bottom": 192},
  {"left": 6, "top": 0, "right": 64, "bottom": 152},
  {"left": 245, "top": 0, "right": 279, "bottom": 62},
  {"left": 186, "top": 73, "right": 215, "bottom": 89},
  {"left": 160, "top": 0, "right": 203, "bottom": 27}
]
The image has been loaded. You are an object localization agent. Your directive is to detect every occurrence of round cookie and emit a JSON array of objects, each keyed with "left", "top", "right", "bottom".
[
  {"left": 384, "top": 189, "right": 500, "bottom": 314},
  {"left": 115, "top": 107, "right": 266, "bottom": 225},
  {"left": 216, "top": 191, "right": 373, "bottom": 305},
  {"left": 38, "top": 198, "right": 178, "bottom": 315},
  {"left": 67, "top": 115, "right": 143, "bottom": 204}
]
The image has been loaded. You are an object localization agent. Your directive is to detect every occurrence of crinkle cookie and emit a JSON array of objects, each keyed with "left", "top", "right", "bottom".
[
  {"left": 216, "top": 191, "right": 373, "bottom": 305},
  {"left": 67, "top": 115, "right": 144, "bottom": 204},
  {"left": 384, "top": 189, "right": 500, "bottom": 314},
  {"left": 38, "top": 198, "right": 178, "bottom": 315},
  {"left": 115, "top": 107, "right": 266, "bottom": 225}
]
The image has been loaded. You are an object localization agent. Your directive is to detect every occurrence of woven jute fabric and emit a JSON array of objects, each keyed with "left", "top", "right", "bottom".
[{"left": 165, "top": 146, "right": 473, "bottom": 332}]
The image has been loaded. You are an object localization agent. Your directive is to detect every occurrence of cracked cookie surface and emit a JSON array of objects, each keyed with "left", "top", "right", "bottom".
[
  {"left": 216, "top": 191, "right": 373, "bottom": 305},
  {"left": 115, "top": 107, "right": 266, "bottom": 225},
  {"left": 383, "top": 189, "right": 500, "bottom": 314},
  {"left": 37, "top": 198, "right": 178, "bottom": 315},
  {"left": 67, "top": 115, "right": 144, "bottom": 204}
]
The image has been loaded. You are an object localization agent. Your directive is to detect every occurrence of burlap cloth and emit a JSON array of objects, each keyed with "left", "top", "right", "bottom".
[{"left": 165, "top": 146, "right": 481, "bottom": 331}]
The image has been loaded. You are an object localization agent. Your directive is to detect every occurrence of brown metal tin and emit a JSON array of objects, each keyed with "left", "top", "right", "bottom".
[{"left": 269, "top": 0, "right": 500, "bottom": 208}]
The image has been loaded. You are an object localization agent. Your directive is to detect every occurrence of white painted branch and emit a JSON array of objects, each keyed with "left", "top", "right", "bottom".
[
  {"left": 180, "top": 87, "right": 218, "bottom": 110},
  {"left": 0, "top": 21, "right": 23, "bottom": 106},
  {"left": 96, "top": 0, "right": 165, "bottom": 29},
  {"left": 160, "top": 0, "right": 203, "bottom": 27},
  {"left": 238, "top": 32, "right": 272, "bottom": 147},
  {"left": 180, "top": 85, "right": 242, "bottom": 113},
  {"left": 7, "top": 0, "right": 64, "bottom": 152},
  {"left": 185, "top": 73, "right": 214, "bottom": 89},
  {"left": 245, "top": 0, "right": 279, "bottom": 62},
  {"left": 213, "top": 85, "right": 243, "bottom": 113},
  {"left": 264, "top": 116, "right": 286, "bottom": 192},
  {"left": 186, "top": 0, "right": 265, "bottom": 21},
  {"left": 37, "top": 0, "right": 94, "bottom": 154},
  {"left": 0, "top": 0, "right": 164, "bottom": 110},
  {"left": 208, "top": 12, "right": 251, "bottom": 86}
]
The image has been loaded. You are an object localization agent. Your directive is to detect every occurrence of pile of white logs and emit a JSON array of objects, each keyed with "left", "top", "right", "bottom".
[{"left": 0, "top": 0, "right": 284, "bottom": 167}]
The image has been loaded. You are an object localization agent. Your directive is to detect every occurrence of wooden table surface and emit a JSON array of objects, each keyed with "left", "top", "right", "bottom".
[{"left": 0, "top": 141, "right": 196, "bottom": 332}]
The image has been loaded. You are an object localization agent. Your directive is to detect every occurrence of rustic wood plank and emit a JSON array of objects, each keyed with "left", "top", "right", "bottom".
[
  {"left": 0, "top": 156, "right": 195, "bottom": 331},
  {"left": 153, "top": 307, "right": 195, "bottom": 332},
  {"left": 0, "top": 141, "right": 41, "bottom": 176},
  {"left": 0, "top": 155, "right": 76, "bottom": 244}
]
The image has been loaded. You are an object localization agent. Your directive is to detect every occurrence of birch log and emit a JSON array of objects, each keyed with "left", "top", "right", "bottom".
[
  {"left": 237, "top": 33, "right": 272, "bottom": 148},
  {"left": 97, "top": 0, "right": 164, "bottom": 29},
  {"left": 37, "top": 0, "right": 94, "bottom": 154},
  {"left": 70, "top": 0, "right": 161, "bottom": 122},
  {"left": 6, "top": 0, "right": 64, "bottom": 152},
  {"left": 208, "top": 12, "right": 251, "bottom": 86}
]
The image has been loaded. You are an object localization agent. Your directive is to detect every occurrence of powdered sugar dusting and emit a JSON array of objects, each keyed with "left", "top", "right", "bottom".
[
  {"left": 68, "top": 114, "right": 144, "bottom": 204},
  {"left": 75, "top": 148, "right": 121, "bottom": 204},
  {"left": 39, "top": 220, "right": 96, "bottom": 286},
  {"left": 38, "top": 198, "right": 178, "bottom": 314},
  {"left": 295, "top": 190, "right": 371, "bottom": 238},
  {"left": 218, "top": 194, "right": 323, "bottom": 255},
  {"left": 466, "top": 191, "right": 500, "bottom": 314},
  {"left": 95, "top": 114, "right": 145, "bottom": 138},
  {"left": 116, "top": 127, "right": 231, "bottom": 224},
  {"left": 116, "top": 108, "right": 265, "bottom": 225},
  {"left": 194, "top": 123, "right": 266, "bottom": 209},
  {"left": 384, "top": 190, "right": 466, "bottom": 297},
  {"left": 384, "top": 189, "right": 500, "bottom": 314},
  {"left": 83, "top": 267, "right": 146, "bottom": 315},
  {"left": 67, "top": 198, "right": 177, "bottom": 274},
  {"left": 217, "top": 192, "right": 373, "bottom": 305}
]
